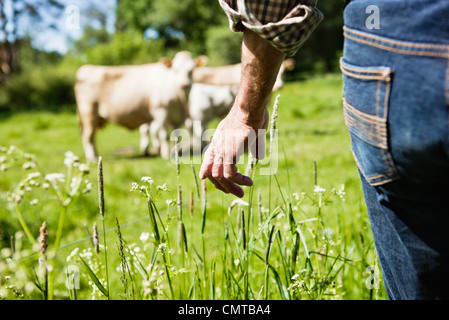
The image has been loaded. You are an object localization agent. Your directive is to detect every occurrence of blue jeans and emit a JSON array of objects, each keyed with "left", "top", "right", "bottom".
[{"left": 342, "top": 0, "right": 449, "bottom": 299}]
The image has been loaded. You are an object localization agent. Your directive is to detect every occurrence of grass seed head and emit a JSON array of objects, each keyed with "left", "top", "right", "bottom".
[
  {"left": 98, "top": 156, "right": 105, "bottom": 219},
  {"left": 39, "top": 221, "right": 48, "bottom": 255}
]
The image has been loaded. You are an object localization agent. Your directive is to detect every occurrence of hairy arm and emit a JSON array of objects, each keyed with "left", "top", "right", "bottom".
[{"left": 199, "top": 28, "right": 285, "bottom": 198}]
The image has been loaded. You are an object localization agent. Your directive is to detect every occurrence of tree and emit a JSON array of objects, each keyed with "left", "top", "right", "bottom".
[
  {"left": 0, "top": 0, "right": 64, "bottom": 83},
  {"left": 115, "top": 0, "right": 155, "bottom": 34},
  {"left": 115, "top": 0, "right": 227, "bottom": 55},
  {"left": 70, "top": 4, "right": 111, "bottom": 56},
  {"left": 292, "top": 1, "right": 345, "bottom": 77}
]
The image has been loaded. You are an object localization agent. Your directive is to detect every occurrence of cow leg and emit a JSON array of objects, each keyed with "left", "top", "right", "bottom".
[
  {"left": 191, "top": 120, "right": 205, "bottom": 154},
  {"left": 150, "top": 110, "right": 171, "bottom": 159},
  {"left": 149, "top": 121, "right": 161, "bottom": 155},
  {"left": 78, "top": 108, "right": 99, "bottom": 163},
  {"left": 158, "top": 125, "right": 170, "bottom": 160},
  {"left": 139, "top": 123, "right": 151, "bottom": 156}
]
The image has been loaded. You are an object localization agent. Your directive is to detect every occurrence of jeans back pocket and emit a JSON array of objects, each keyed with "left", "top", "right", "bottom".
[{"left": 340, "top": 58, "right": 399, "bottom": 186}]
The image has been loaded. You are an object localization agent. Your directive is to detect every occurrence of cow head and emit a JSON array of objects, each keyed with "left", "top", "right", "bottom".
[{"left": 160, "top": 51, "right": 199, "bottom": 92}]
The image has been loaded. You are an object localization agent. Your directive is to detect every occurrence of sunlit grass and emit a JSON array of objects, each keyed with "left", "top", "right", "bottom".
[{"left": 0, "top": 74, "right": 387, "bottom": 300}]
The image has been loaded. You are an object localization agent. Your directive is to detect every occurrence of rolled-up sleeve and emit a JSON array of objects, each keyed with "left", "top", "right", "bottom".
[{"left": 219, "top": 0, "right": 323, "bottom": 56}]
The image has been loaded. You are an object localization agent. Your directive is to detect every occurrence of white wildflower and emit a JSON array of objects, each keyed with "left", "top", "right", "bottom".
[
  {"left": 22, "top": 162, "right": 36, "bottom": 170},
  {"left": 314, "top": 185, "right": 326, "bottom": 194},
  {"left": 30, "top": 199, "right": 38, "bottom": 206},
  {"left": 130, "top": 182, "right": 139, "bottom": 192},
  {"left": 83, "top": 181, "right": 92, "bottom": 194},
  {"left": 64, "top": 151, "right": 79, "bottom": 166},
  {"left": 66, "top": 248, "right": 79, "bottom": 262},
  {"left": 141, "top": 176, "right": 154, "bottom": 184},
  {"left": 70, "top": 176, "right": 82, "bottom": 191},
  {"left": 45, "top": 173, "right": 65, "bottom": 182},
  {"left": 156, "top": 183, "right": 169, "bottom": 192},
  {"left": 336, "top": 184, "right": 346, "bottom": 201},
  {"left": 78, "top": 163, "right": 89, "bottom": 173},
  {"left": 157, "top": 243, "right": 167, "bottom": 252},
  {"left": 140, "top": 232, "right": 150, "bottom": 243}
]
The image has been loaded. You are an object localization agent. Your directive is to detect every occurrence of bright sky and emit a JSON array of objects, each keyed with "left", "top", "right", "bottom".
[
  {"left": 2, "top": 0, "right": 117, "bottom": 53},
  {"left": 40, "top": 0, "right": 116, "bottom": 53}
]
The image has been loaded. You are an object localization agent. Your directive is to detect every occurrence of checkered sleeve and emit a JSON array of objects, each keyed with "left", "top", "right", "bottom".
[{"left": 219, "top": 0, "right": 323, "bottom": 56}]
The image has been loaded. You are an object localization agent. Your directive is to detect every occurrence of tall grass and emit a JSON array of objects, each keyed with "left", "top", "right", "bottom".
[{"left": 0, "top": 76, "right": 386, "bottom": 300}]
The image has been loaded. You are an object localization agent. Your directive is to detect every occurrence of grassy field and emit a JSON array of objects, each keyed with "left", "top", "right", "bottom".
[{"left": 0, "top": 73, "right": 388, "bottom": 300}]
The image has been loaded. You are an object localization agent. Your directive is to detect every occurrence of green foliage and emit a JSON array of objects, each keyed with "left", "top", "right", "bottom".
[
  {"left": 292, "top": 1, "right": 345, "bottom": 79},
  {"left": 116, "top": 0, "right": 156, "bottom": 33},
  {"left": 116, "top": 0, "right": 226, "bottom": 55},
  {"left": 71, "top": 26, "right": 112, "bottom": 56},
  {"left": 78, "top": 31, "right": 166, "bottom": 66},
  {"left": 206, "top": 26, "right": 243, "bottom": 66},
  {"left": 0, "top": 62, "right": 78, "bottom": 112}
]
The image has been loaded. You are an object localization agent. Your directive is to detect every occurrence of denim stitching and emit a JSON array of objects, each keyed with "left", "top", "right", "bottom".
[
  {"left": 342, "top": 58, "right": 399, "bottom": 185},
  {"left": 383, "top": 148, "right": 399, "bottom": 181},
  {"left": 343, "top": 26, "right": 449, "bottom": 52},
  {"left": 343, "top": 99, "right": 386, "bottom": 124},
  {"left": 340, "top": 61, "right": 392, "bottom": 81},
  {"left": 445, "top": 58, "right": 449, "bottom": 108},
  {"left": 341, "top": 68, "right": 387, "bottom": 80},
  {"left": 343, "top": 29, "right": 449, "bottom": 59},
  {"left": 344, "top": 99, "right": 388, "bottom": 149},
  {"left": 375, "top": 79, "right": 381, "bottom": 117},
  {"left": 351, "top": 151, "right": 395, "bottom": 185}
]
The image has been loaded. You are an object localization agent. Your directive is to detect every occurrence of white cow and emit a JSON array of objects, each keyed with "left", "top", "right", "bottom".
[
  {"left": 187, "top": 83, "right": 239, "bottom": 152},
  {"left": 192, "top": 58, "right": 295, "bottom": 89},
  {"left": 75, "top": 51, "right": 199, "bottom": 162},
  {"left": 188, "top": 59, "right": 295, "bottom": 152}
]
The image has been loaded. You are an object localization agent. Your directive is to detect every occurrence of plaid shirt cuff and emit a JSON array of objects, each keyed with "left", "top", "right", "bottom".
[{"left": 219, "top": 0, "right": 323, "bottom": 56}]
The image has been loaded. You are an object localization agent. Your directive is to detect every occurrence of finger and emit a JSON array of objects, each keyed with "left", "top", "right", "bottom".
[
  {"left": 250, "top": 132, "right": 267, "bottom": 160},
  {"left": 199, "top": 144, "right": 215, "bottom": 179},
  {"left": 224, "top": 163, "right": 253, "bottom": 186},
  {"left": 207, "top": 176, "right": 229, "bottom": 194},
  {"left": 217, "top": 178, "right": 245, "bottom": 198},
  {"left": 230, "top": 172, "right": 254, "bottom": 187}
]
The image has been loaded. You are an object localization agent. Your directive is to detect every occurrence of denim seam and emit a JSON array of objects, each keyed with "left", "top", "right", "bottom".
[
  {"left": 343, "top": 86, "right": 398, "bottom": 185},
  {"left": 344, "top": 26, "right": 449, "bottom": 50},
  {"left": 375, "top": 80, "right": 381, "bottom": 117},
  {"left": 343, "top": 27, "right": 449, "bottom": 51},
  {"left": 351, "top": 150, "right": 395, "bottom": 185},
  {"left": 344, "top": 116, "right": 387, "bottom": 147},
  {"left": 343, "top": 99, "right": 386, "bottom": 126},
  {"left": 445, "top": 58, "right": 449, "bottom": 108},
  {"left": 340, "top": 62, "right": 393, "bottom": 81},
  {"left": 343, "top": 27, "right": 449, "bottom": 59},
  {"left": 343, "top": 99, "right": 388, "bottom": 148}
]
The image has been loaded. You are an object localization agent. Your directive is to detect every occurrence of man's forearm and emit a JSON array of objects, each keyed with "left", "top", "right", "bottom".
[{"left": 235, "top": 28, "right": 286, "bottom": 124}]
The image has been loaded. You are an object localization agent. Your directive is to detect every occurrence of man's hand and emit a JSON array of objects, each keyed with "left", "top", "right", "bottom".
[
  {"left": 199, "top": 106, "right": 269, "bottom": 198},
  {"left": 199, "top": 28, "right": 285, "bottom": 198}
]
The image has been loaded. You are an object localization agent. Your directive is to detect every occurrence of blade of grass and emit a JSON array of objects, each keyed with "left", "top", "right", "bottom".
[{"left": 79, "top": 255, "right": 109, "bottom": 298}]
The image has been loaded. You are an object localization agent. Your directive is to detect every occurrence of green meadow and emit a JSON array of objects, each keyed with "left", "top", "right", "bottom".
[{"left": 0, "top": 74, "right": 387, "bottom": 300}]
